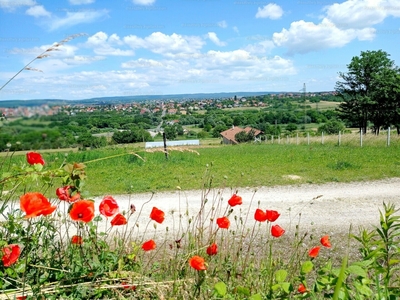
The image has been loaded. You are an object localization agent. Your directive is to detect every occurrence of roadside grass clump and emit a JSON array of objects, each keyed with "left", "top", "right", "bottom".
[{"left": 1, "top": 151, "right": 400, "bottom": 299}]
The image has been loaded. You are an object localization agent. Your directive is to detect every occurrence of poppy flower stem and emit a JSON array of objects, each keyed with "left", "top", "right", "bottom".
[{"left": 21, "top": 219, "right": 32, "bottom": 297}]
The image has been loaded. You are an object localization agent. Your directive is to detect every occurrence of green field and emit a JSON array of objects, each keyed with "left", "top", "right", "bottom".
[{"left": 5, "top": 142, "right": 397, "bottom": 197}]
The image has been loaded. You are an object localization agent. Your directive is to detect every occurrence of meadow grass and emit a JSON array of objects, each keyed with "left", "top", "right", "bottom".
[{"left": 16, "top": 141, "right": 397, "bottom": 197}]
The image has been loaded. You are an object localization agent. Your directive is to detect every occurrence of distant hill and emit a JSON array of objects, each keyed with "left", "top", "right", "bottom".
[{"left": 0, "top": 91, "right": 334, "bottom": 107}]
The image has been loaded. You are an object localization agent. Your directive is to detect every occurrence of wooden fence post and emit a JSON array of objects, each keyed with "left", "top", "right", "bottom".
[{"left": 163, "top": 132, "right": 168, "bottom": 160}]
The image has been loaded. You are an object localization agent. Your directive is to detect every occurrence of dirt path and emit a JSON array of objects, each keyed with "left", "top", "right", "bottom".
[{"left": 92, "top": 177, "right": 400, "bottom": 235}]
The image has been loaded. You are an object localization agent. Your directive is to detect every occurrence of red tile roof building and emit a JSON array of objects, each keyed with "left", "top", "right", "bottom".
[{"left": 220, "top": 126, "right": 262, "bottom": 144}]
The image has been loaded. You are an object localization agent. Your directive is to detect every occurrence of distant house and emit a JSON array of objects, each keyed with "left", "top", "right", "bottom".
[{"left": 220, "top": 126, "right": 262, "bottom": 145}]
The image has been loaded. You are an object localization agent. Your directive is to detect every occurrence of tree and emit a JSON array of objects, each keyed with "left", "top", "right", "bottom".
[
  {"left": 336, "top": 50, "right": 400, "bottom": 135},
  {"left": 285, "top": 123, "right": 298, "bottom": 133},
  {"left": 235, "top": 129, "right": 255, "bottom": 143},
  {"left": 317, "top": 120, "right": 345, "bottom": 135}
]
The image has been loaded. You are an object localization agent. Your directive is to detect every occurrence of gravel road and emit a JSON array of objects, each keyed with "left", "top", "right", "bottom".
[{"left": 92, "top": 177, "right": 400, "bottom": 236}]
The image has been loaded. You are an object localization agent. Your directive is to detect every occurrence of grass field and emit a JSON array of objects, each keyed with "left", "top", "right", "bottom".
[{"left": 5, "top": 140, "right": 397, "bottom": 197}]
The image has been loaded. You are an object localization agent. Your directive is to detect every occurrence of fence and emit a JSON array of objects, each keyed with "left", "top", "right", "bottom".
[{"left": 264, "top": 128, "right": 400, "bottom": 147}]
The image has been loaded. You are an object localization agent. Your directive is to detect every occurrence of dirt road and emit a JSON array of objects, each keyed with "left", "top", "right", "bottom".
[{"left": 92, "top": 177, "right": 400, "bottom": 235}]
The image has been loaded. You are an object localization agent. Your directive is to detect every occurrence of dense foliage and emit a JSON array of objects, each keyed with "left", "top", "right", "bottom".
[{"left": 336, "top": 50, "right": 400, "bottom": 134}]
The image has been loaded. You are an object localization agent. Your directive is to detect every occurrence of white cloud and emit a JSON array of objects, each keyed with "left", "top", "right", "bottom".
[
  {"left": 207, "top": 32, "right": 226, "bottom": 46},
  {"left": 256, "top": 3, "right": 283, "bottom": 19},
  {"left": 63, "top": 55, "right": 105, "bottom": 65},
  {"left": 86, "top": 32, "right": 134, "bottom": 56},
  {"left": 324, "top": 0, "right": 388, "bottom": 28},
  {"left": 26, "top": 5, "right": 51, "bottom": 18},
  {"left": 233, "top": 26, "right": 239, "bottom": 34},
  {"left": 124, "top": 32, "right": 205, "bottom": 57},
  {"left": 132, "top": 0, "right": 155, "bottom": 5},
  {"left": 45, "top": 9, "right": 109, "bottom": 31},
  {"left": 243, "top": 40, "right": 275, "bottom": 54},
  {"left": 69, "top": 0, "right": 95, "bottom": 4},
  {"left": 272, "top": 18, "right": 375, "bottom": 55},
  {"left": 218, "top": 20, "right": 227, "bottom": 28},
  {"left": 0, "top": 0, "right": 35, "bottom": 10}
]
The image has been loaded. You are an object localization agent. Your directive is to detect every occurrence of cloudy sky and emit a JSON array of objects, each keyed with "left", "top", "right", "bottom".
[{"left": 0, "top": 0, "right": 399, "bottom": 100}]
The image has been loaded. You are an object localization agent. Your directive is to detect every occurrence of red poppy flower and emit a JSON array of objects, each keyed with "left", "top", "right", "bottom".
[
  {"left": 298, "top": 283, "right": 307, "bottom": 294},
  {"left": 271, "top": 224, "right": 285, "bottom": 238},
  {"left": 320, "top": 235, "right": 331, "bottom": 248},
  {"left": 111, "top": 213, "right": 127, "bottom": 226},
  {"left": 69, "top": 200, "right": 95, "bottom": 223},
  {"left": 228, "top": 194, "right": 242, "bottom": 207},
  {"left": 150, "top": 207, "right": 165, "bottom": 224},
  {"left": 16, "top": 296, "right": 27, "bottom": 300},
  {"left": 265, "top": 210, "right": 280, "bottom": 222},
  {"left": 122, "top": 282, "right": 137, "bottom": 290},
  {"left": 56, "top": 186, "right": 80, "bottom": 203},
  {"left": 20, "top": 192, "right": 56, "bottom": 218},
  {"left": 99, "top": 195, "right": 119, "bottom": 217},
  {"left": 309, "top": 246, "right": 320, "bottom": 258},
  {"left": 142, "top": 239, "right": 156, "bottom": 251},
  {"left": 2, "top": 244, "right": 21, "bottom": 267},
  {"left": 216, "top": 216, "right": 230, "bottom": 229},
  {"left": 26, "top": 152, "right": 45, "bottom": 165},
  {"left": 71, "top": 235, "right": 83, "bottom": 245},
  {"left": 254, "top": 208, "right": 268, "bottom": 222},
  {"left": 189, "top": 255, "right": 207, "bottom": 271},
  {"left": 206, "top": 243, "right": 218, "bottom": 256}
]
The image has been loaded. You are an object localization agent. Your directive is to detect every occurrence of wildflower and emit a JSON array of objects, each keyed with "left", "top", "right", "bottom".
[
  {"left": 71, "top": 235, "right": 83, "bottom": 245},
  {"left": 228, "top": 194, "right": 242, "bottom": 207},
  {"left": 16, "top": 296, "right": 27, "bottom": 300},
  {"left": 271, "top": 224, "right": 285, "bottom": 238},
  {"left": 122, "top": 282, "right": 137, "bottom": 290},
  {"left": 99, "top": 195, "right": 119, "bottom": 217},
  {"left": 309, "top": 246, "right": 320, "bottom": 258},
  {"left": 69, "top": 200, "right": 95, "bottom": 223},
  {"left": 265, "top": 210, "right": 280, "bottom": 222},
  {"left": 216, "top": 216, "right": 230, "bottom": 229},
  {"left": 56, "top": 186, "right": 80, "bottom": 203},
  {"left": 320, "top": 235, "right": 331, "bottom": 248},
  {"left": 26, "top": 151, "right": 45, "bottom": 165},
  {"left": 2, "top": 244, "right": 21, "bottom": 267},
  {"left": 111, "top": 213, "right": 127, "bottom": 226},
  {"left": 254, "top": 208, "right": 268, "bottom": 222},
  {"left": 142, "top": 239, "right": 156, "bottom": 251},
  {"left": 20, "top": 192, "right": 56, "bottom": 218},
  {"left": 189, "top": 255, "right": 207, "bottom": 271},
  {"left": 298, "top": 283, "right": 307, "bottom": 293},
  {"left": 150, "top": 207, "right": 165, "bottom": 224},
  {"left": 206, "top": 243, "right": 218, "bottom": 256}
]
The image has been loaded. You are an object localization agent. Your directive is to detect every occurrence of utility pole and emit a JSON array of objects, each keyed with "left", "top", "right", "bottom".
[{"left": 299, "top": 83, "right": 306, "bottom": 129}]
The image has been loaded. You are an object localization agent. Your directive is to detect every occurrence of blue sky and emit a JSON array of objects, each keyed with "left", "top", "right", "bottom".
[{"left": 0, "top": 0, "right": 399, "bottom": 100}]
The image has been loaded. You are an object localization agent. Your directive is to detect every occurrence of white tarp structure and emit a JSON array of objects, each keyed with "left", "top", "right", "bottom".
[{"left": 145, "top": 140, "right": 200, "bottom": 148}]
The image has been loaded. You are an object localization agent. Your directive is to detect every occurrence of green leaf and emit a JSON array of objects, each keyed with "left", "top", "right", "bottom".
[
  {"left": 347, "top": 265, "right": 367, "bottom": 277},
  {"left": 301, "top": 261, "right": 314, "bottom": 274},
  {"left": 249, "top": 293, "right": 262, "bottom": 300},
  {"left": 333, "top": 255, "right": 348, "bottom": 300},
  {"left": 353, "top": 281, "right": 372, "bottom": 296},
  {"left": 275, "top": 269, "right": 287, "bottom": 282},
  {"left": 280, "top": 282, "right": 292, "bottom": 294},
  {"left": 235, "top": 286, "right": 250, "bottom": 296},
  {"left": 214, "top": 281, "right": 227, "bottom": 297}
]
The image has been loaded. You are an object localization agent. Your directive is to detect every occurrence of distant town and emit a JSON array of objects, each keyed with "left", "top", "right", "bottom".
[{"left": 0, "top": 91, "right": 337, "bottom": 118}]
